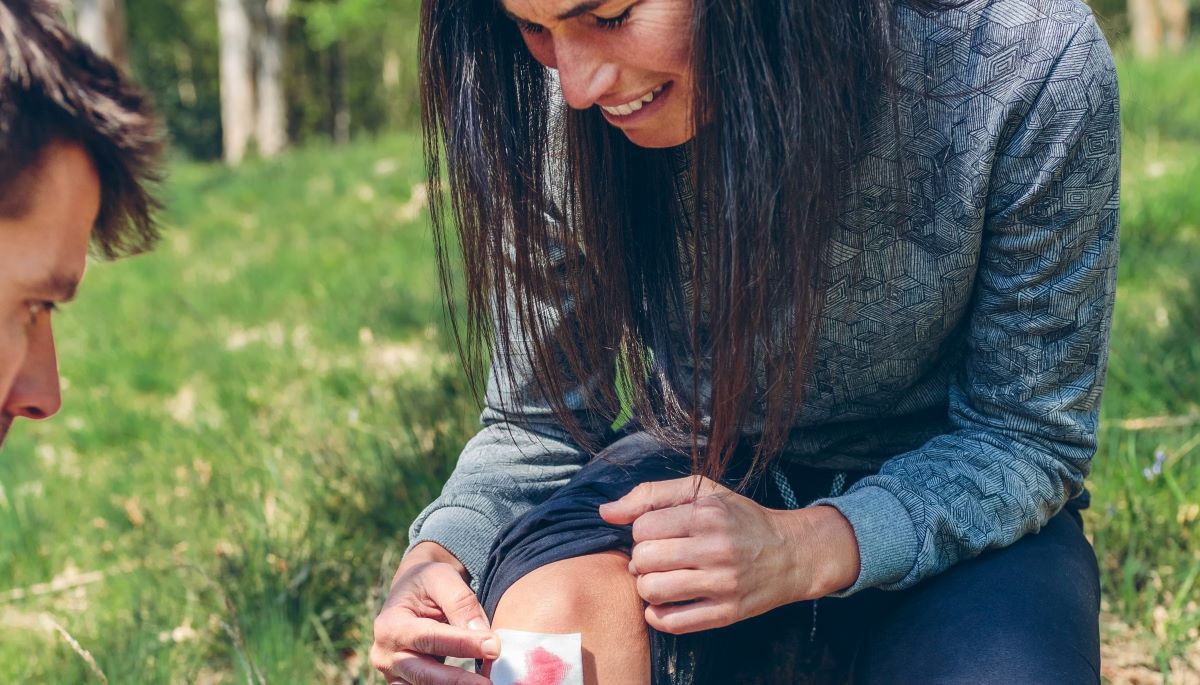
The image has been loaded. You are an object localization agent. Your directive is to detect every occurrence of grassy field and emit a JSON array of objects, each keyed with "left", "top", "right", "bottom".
[
  {"left": 1, "top": 50, "right": 1198, "bottom": 683},
  {"left": 1089, "top": 49, "right": 1200, "bottom": 681}
]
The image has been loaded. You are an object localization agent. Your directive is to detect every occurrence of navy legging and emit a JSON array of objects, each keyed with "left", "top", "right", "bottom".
[{"left": 478, "top": 432, "right": 1101, "bottom": 685}]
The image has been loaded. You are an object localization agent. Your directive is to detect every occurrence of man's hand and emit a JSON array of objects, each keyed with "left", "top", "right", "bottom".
[
  {"left": 371, "top": 542, "right": 499, "bottom": 685},
  {"left": 599, "top": 476, "right": 860, "bottom": 635}
]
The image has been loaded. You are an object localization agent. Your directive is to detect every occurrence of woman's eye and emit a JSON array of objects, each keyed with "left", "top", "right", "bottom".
[
  {"left": 594, "top": 7, "right": 632, "bottom": 30},
  {"left": 517, "top": 20, "right": 545, "bottom": 34},
  {"left": 513, "top": 5, "right": 630, "bottom": 35}
]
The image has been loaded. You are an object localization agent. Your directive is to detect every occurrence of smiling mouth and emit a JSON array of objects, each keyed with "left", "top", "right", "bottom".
[{"left": 600, "top": 83, "right": 667, "bottom": 117}]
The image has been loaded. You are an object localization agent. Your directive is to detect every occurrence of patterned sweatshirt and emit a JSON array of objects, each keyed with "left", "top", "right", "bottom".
[{"left": 406, "top": 0, "right": 1121, "bottom": 596}]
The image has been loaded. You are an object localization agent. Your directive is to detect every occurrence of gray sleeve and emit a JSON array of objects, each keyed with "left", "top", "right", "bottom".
[{"left": 814, "top": 13, "right": 1120, "bottom": 595}]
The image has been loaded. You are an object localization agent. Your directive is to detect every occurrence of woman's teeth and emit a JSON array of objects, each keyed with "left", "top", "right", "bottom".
[{"left": 601, "top": 84, "right": 665, "bottom": 116}]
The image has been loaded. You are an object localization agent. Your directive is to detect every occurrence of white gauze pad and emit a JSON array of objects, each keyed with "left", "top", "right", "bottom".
[{"left": 487, "top": 629, "right": 584, "bottom": 685}]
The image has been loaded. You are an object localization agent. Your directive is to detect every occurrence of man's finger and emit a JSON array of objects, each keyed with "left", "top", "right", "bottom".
[
  {"left": 600, "top": 476, "right": 719, "bottom": 524},
  {"left": 391, "top": 619, "right": 500, "bottom": 661},
  {"left": 423, "top": 562, "right": 492, "bottom": 633},
  {"left": 384, "top": 649, "right": 491, "bottom": 685}
]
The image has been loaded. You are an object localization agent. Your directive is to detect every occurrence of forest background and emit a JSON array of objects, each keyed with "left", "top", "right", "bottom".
[{"left": 1, "top": 0, "right": 1198, "bottom": 683}]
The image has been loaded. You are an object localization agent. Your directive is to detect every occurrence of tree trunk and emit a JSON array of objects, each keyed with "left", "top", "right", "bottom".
[
  {"left": 1129, "top": 0, "right": 1164, "bottom": 58},
  {"left": 217, "top": 0, "right": 256, "bottom": 165},
  {"left": 255, "top": 0, "right": 290, "bottom": 157},
  {"left": 74, "top": 0, "right": 128, "bottom": 68},
  {"left": 328, "top": 40, "right": 351, "bottom": 145},
  {"left": 1129, "top": 0, "right": 1191, "bottom": 58},
  {"left": 1158, "top": 0, "right": 1189, "bottom": 54}
]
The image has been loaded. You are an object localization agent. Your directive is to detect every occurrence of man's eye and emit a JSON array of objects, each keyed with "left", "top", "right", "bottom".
[{"left": 26, "top": 302, "right": 57, "bottom": 325}]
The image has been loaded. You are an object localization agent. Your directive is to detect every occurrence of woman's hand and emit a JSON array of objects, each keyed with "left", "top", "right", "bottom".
[
  {"left": 371, "top": 542, "right": 499, "bottom": 685},
  {"left": 599, "top": 476, "right": 860, "bottom": 635}
]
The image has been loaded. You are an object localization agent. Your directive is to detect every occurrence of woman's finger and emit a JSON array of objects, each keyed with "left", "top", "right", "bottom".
[
  {"left": 629, "top": 537, "right": 700, "bottom": 574},
  {"left": 635, "top": 569, "right": 730, "bottom": 606},
  {"left": 644, "top": 599, "right": 737, "bottom": 635},
  {"left": 600, "top": 476, "right": 723, "bottom": 524},
  {"left": 383, "top": 650, "right": 491, "bottom": 685},
  {"left": 630, "top": 503, "right": 697, "bottom": 543}
]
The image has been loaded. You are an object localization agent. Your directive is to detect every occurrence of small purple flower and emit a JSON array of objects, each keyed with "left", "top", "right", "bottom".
[{"left": 1144, "top": 449, "right": 1168, "bottom": 481}]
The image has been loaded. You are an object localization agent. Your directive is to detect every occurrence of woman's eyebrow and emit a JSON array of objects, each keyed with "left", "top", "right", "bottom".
[{"left": 502, "top": 0, "right": 608, "bottom": 23}]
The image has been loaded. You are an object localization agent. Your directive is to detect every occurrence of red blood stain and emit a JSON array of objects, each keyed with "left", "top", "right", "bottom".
[{"left": 513, "top": 646, "right": 568, "bottom": 685}]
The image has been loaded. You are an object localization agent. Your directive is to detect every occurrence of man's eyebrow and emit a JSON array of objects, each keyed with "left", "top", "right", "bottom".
[
  {"left": 30, "top": 273, "right": 81, "bottom": 302},
  {"left": 502, "top": 0, "right": 608, "bottom": 23}
]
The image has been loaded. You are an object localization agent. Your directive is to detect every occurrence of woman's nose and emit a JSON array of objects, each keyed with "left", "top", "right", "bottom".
[
  {"left": 3, "top": 318, "right": 63, "bottom": 421},
  {"left": 552, "top": 37, "right": 618, "bottom": 110}
]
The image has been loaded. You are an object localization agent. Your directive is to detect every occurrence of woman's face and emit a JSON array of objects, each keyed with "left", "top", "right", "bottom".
[{"left": 502, "top": 0, "right": 695, "bottom": 148}]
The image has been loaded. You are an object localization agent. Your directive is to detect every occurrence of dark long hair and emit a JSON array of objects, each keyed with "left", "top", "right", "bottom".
[{"left": 420, "top": 0, "right": 924, "bottom": 484}]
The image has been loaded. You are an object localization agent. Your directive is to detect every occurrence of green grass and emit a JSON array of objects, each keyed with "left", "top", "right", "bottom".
[
  {"left": 1085, "top": 48, "right": 1200, "bottom": 674},
  {"left": 1, "top": 49, "right": 1199, "bottom": 682}
]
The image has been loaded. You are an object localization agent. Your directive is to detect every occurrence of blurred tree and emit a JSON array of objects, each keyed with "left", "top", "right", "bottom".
[
  {"left": 292, "top": 0, "right": 421, "bottom": 143},
  {"left": 215, "top": 0, "right": 293, "bottom": 165},
  {"left": 1128, "top": 0, "right": 1190, "bottom": 56},
  {"left": 126, "top": 0, "right": 224, "bottom": 160},
  {"left": 118, "top": 0, "right": 421, "bottom": 160},
  {"left": 254, "top": 0, "right": 290, "bottom": 156},
  {"left": 217, "top": 0, "right": 255, "bottom": 164},
  {"left": 74, "top": 0, "right": 128, "bottom": 68}
]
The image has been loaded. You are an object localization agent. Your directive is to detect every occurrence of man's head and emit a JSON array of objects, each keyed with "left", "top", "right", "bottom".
[{"left": 0, "top": 0, "right": 162, "bottom": 447}]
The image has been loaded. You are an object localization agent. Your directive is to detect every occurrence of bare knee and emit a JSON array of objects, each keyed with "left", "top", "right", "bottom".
[
  {"left": 495, "top": 551, "right": 642, "bottom": 630},
  {"left": 492, "top": 551, "right": 649, "bottom": 684}
]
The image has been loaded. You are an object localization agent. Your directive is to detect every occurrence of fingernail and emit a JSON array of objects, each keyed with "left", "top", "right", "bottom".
[
  {"left": 468, "top": 618, "right": 488, "bottom": 631},
  {"left": 482, "top": 636, "right": 501, "bottom": 658}
]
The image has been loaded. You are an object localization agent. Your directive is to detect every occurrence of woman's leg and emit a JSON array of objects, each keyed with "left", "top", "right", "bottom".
[
  {"left": 478, "top": 433, "right": 693, "bottom": 685},
  {"left": 823, "top": 506, "right": 1101, "bottom": 685},
  {"left": 477, "top": 436, "right": 852, "bottom": 685},
  {"left": 491, "top": 551, "right": 651, "bottom": 684}
]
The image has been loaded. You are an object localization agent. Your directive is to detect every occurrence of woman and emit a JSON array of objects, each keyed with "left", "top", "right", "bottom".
[{"left": 372, "top": 0, "right": 1119, "bottom": 681}]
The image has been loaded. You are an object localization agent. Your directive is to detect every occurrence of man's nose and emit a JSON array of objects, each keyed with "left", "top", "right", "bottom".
[
  {"left": 553, "top": 38, "right": 618, "bottom": 110},
  {"left": 4, "top": 318, "right": 63, "bottom": 421}
]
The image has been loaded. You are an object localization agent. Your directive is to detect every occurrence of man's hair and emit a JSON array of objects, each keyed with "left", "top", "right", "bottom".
[{"left": 0, "top": 0, "right": 162, "bottom": 258}]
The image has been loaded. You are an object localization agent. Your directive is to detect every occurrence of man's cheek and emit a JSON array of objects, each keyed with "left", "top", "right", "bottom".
[{"left": 0, "top": 413, "right": 13, "bottom": 447}]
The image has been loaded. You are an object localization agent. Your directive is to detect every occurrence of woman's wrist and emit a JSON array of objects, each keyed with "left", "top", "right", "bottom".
[{"left": 774, "top": 505, "right": 861, "bottom": 601}]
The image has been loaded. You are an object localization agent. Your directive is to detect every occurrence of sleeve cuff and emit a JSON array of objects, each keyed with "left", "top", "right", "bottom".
[
  {"left": 810, "top": 485, "right": 919, "bottom": 597},
  {"left": 406, "top": 505, "right": 503, "bottom": 593}
]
